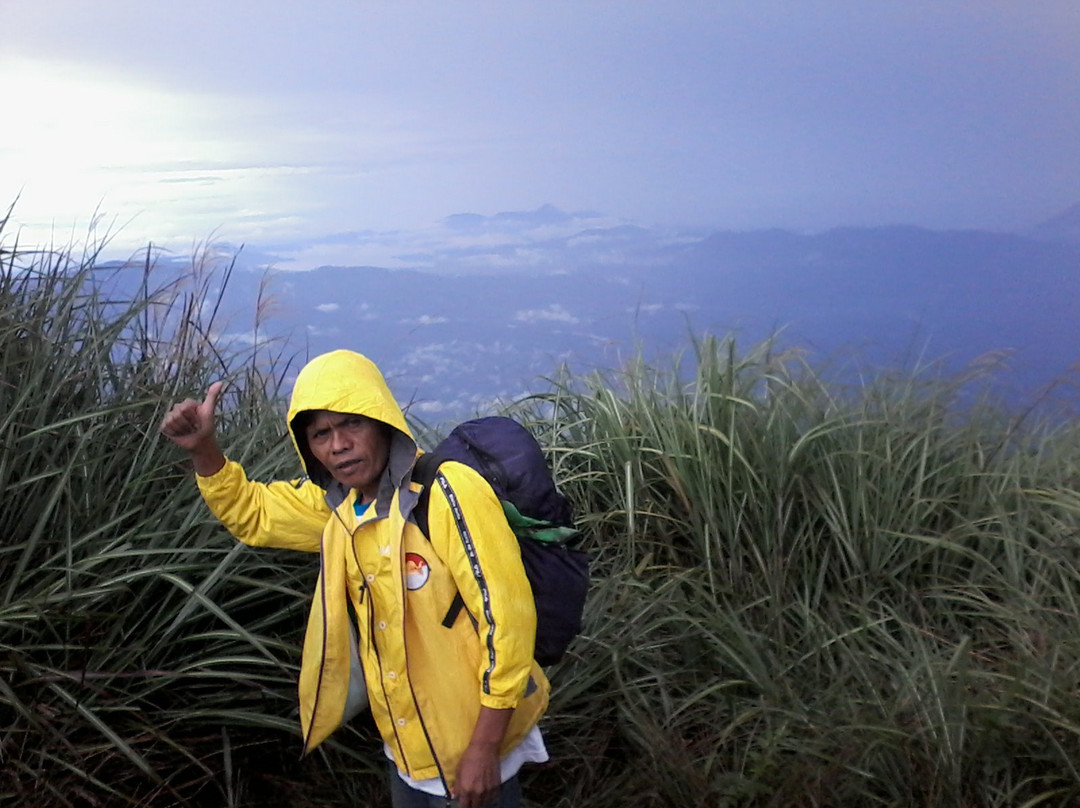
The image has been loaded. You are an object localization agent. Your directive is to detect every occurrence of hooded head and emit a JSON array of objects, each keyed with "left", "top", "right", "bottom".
[{"left": 287, "top": 350, "right": 417, "bottom": 508}]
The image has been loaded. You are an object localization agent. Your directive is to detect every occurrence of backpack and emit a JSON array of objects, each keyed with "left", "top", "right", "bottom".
[{"left": 411, "top": 416, "right": 589, "bottom": 666}]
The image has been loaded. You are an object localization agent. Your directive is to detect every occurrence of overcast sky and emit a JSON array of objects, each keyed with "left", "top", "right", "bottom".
[{"left": 3, "top": 1, "right": 1079, "bottom": 263}]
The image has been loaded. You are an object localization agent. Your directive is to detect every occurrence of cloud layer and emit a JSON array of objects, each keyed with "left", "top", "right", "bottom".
[{"left": 4, "top": 2, "right": 1079, "bottom": 257}]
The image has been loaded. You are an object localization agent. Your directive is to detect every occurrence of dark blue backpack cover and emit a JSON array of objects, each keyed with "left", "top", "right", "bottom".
[{"left": 411, "top": 417, "right": 589, "bottom": 666}]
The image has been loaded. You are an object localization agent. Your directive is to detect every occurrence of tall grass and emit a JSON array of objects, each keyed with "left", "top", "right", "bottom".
[
  {"left": 514, "top": 335, "right": 1080, "bottom": 807},
  {"left": 0, "top": 224, "right": 387, "bottom": 806},
  {"left": 6, "top": 213, "right": 1080, "bottom": 806}
]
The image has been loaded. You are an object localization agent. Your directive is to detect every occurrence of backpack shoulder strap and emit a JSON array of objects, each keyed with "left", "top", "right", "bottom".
[{"left": 411, "top": 451, "right": 442, "bottom": 539}]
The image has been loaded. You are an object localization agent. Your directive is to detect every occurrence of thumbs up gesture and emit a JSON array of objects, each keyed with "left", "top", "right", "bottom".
[{"left": 160, "top": 382, "right": 227, "bottom": 476}]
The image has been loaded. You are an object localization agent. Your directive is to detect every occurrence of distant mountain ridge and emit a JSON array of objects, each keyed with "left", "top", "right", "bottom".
[
  {"left": 1029, "top": 202, "right": 1080, "bottom": 243},
  {"left": 126, "top": 204, "right": 1080, "bottom": 418}
]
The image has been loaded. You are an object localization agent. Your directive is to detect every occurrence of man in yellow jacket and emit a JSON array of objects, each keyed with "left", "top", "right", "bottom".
[{"left": 161, "top": 350, "right": 549, "bottom": 808}]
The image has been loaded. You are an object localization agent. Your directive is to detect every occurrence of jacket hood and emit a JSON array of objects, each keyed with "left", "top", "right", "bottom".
[{"left": 287, "top": 350, "right": 417, "bottom": 507}]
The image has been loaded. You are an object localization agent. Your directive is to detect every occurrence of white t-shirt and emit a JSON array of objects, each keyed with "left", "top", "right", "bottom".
[{"left": 387, "top": 725, "right": 549, "bottom": 797}]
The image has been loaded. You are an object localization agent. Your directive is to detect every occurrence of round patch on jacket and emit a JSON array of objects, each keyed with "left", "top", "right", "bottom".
[{"left": 405, "top": 553, "right": 430, "bottom": 590}]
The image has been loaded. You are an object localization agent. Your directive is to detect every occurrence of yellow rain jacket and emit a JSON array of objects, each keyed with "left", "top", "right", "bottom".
[{"left": 195, "top": 350, "right": 548, "bottom": 788}]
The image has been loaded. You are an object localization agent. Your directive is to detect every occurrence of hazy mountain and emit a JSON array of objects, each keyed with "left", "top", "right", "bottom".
[
  {"left": 1029, "top": 202, "right": 1080, "bottom": 244},
  {"left": 123, "top": 205, "right": 1080, "bottom": 418}
]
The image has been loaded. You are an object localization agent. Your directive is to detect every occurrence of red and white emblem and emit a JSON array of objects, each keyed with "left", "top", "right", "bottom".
[{"left": 405, "top": 553, "right": 430, "bottom": 590}]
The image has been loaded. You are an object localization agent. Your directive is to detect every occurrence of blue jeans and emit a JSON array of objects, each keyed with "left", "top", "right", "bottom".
[{"left": 387, "top": 764, "right": 522, "bottom": 808}]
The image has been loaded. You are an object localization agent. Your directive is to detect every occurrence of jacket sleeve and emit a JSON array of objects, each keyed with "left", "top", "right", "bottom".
[
  {"left": 425, "top": 461, "right": 537, "bottom": 710},
  {"left": 196, "top": 458, "right": 329, "bottom": 553}
]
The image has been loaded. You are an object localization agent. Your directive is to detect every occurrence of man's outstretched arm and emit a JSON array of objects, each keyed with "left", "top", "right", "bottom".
[
  {"left": 160, "top": 381, "right": 227, "bottom": 476},
  {"left": 161, "top": 383, "right": 330, "bottom": 551}
]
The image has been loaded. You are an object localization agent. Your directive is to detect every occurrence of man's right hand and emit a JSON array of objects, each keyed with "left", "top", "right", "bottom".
[{"left": 160, "top": 382, "right": 227, "bottom": 476}]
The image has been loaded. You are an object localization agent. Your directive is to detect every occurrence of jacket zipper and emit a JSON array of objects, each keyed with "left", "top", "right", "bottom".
[
  {"left": 324, "top": 501, "right": 451, "bottom": 792},
  {"left": 343, "top": 508, "right": 412, "bottom": 773}
]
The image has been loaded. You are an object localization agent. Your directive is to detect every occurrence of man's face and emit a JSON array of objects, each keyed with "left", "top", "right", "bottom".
[{"left": 304, "top": 410, "right": 391, "bottom": 501}]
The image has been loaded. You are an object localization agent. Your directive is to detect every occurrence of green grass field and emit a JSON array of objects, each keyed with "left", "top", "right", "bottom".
[{"left": 4, "top": 223, "right": 1080, "bottom": 807}]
